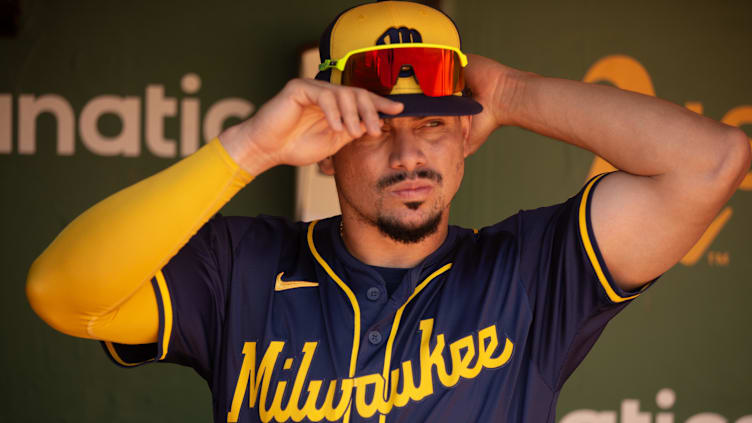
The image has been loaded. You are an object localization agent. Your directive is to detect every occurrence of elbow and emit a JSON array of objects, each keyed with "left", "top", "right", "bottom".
[
  {"left": 26, "top": 257, "right": 85, "bottom": 338},
  {"left": 26, "top": 258, "right": 60, "bottom": 331},
  {"left": 684, "top": 126, "right": 750, "bottom": 207},
  {"left": 716, "top": 127, "right": 751, "bottom": 191}
]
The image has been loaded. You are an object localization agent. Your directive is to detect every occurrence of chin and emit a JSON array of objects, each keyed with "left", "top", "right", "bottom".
[{"left": 376, "top": 207, "right": 444, "bottom": 244}]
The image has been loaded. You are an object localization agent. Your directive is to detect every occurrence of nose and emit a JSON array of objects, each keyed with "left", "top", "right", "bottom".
[{"left": 388, "top": 128, "right": 426, "bottom": 171}]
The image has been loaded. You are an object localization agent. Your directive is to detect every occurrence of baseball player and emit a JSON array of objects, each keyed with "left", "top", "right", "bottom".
[{"left": 26, "top": 1, "right": 749, "bottom": 422}]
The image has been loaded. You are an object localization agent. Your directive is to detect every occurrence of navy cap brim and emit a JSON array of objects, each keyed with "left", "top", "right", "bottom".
[{"left": 380, "top": 94, "right": 483, "bottom": 117}]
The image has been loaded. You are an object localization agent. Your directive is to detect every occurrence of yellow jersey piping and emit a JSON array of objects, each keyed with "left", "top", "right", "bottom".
[
  {"left": 380, "top": 263, "right": 453, "bottom": 406},
  {"left": 578, "top": 174, "right": 641, "bottom": 303},
  {"left": 104, "top": 341, "right": 148, "bottom": 367},
  {"left": 306, "top": 220, "right": 361, "bottom": 378},
  {"left": 154, "top": 270, "right": 173, "bottom": 360}
]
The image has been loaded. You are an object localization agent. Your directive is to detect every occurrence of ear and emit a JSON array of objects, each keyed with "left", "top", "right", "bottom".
[
  {"left": 318, "top": 156, "right": 335, "bottom": 176},
  {"left": 459, "top": 115, "right": 473, "bottom": 158}
]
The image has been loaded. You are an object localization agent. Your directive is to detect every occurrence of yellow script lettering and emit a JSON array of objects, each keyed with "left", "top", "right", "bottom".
[
  {"left": 227, "top": 341, "right": 284, "bottom": 423},
  {"left": 354, "top": 373, "right": 386, "bottom": 418},
  {"left": 228, "top": 320, "right": 515, "bottom": 422}
]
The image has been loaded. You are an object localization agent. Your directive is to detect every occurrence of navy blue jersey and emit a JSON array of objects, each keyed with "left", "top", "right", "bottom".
[{"left": 103, "top": 173, "right": 649, "bottom": 422}]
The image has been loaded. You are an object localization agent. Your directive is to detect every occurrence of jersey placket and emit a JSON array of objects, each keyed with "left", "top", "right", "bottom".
[{"left": 308, "top": 218, "right": 462, "bottom": 422}]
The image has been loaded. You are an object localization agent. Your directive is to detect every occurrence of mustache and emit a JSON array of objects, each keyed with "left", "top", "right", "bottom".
[{"left": 377, "top": 169, "right": 443, "bottom": 190}]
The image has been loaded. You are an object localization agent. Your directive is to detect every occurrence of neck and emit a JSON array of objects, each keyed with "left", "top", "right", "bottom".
[{"left": 340, "top": 210, "right": 450, "bottom": 268}]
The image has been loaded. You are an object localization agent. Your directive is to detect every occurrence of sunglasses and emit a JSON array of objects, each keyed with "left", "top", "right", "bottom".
[{"left": 319, "top": 43, "right": 468, "bottom": 97}]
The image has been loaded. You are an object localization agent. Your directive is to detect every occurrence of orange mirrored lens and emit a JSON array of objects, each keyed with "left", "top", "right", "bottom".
[
  {"left": 407, "top": 48, "right": 464, "bottom": 97},
  {"left": 341, "top": 47, "right": 463, "bottom": 96}
]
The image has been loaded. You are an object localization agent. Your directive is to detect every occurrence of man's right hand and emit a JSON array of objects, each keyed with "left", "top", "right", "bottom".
[{"left": 218, "top": 78, "right": 404, "bottom": 175}]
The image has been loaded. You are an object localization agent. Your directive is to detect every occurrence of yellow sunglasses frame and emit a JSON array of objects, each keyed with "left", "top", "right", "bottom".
[{"left": 319, "top": 43, "right": 469, "bottom": 72}]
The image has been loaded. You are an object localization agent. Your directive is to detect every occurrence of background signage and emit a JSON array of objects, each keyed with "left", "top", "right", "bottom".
[{"left": 1, "top": 1, "right": 749, "bottom": 421}]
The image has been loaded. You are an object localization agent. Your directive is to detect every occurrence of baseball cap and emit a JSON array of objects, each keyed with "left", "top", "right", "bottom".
[{"left": 315, "top": 1, "right": 483, "bottom": 117}]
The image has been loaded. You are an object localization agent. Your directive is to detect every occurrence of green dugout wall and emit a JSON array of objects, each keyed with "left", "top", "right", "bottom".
[{"left": 1, "top": 0, "right": 750, "bottom": 421}]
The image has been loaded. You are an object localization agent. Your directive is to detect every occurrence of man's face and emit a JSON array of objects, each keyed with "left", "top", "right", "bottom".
[{"left": 320, "top": 115, "right": 472, "bottom": 243}]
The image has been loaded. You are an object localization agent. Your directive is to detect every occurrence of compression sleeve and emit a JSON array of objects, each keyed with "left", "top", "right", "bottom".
[{"left": 26, "top": 138, "right": 253, "bottom": 343}]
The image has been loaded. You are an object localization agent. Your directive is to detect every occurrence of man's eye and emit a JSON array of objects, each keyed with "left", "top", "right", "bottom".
[{"left": 424, "top": 120, "right": 443, "bottom": 128}]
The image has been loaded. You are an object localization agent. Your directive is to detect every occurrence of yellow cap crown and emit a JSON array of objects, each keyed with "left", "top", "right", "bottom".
[{"left": 324, "top": 1, "right": 461, "bottom": 94}]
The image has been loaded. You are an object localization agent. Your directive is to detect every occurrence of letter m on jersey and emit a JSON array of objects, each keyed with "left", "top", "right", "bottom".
[
  {"left": 376, "top": 27, "right": 423, "bottom": 45},
  {"left": 227, "top": 341, "right": 284, "bottom": 422}
]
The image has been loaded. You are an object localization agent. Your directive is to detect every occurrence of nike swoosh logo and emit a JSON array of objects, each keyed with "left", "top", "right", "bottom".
[{"left": 275, "top": 272, "right": 319, "bottom": 291}]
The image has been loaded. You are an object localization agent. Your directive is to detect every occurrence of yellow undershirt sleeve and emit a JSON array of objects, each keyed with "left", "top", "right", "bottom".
[{"left": 26, "top": 138, "right": 253, "bottom": 344}]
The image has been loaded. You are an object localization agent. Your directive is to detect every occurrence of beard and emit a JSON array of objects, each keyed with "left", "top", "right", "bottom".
[
  {"left": 373, "top": 168, "right": 445, "bottom": 244},
  {"left": 376, "top": 211, "right": 442, "bottom": 244},
  {"left": 338, "top": 167, "right": 447, "bottom": 244}
]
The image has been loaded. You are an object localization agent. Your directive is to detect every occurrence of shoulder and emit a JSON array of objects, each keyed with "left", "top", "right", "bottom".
[
  {"left": 458, "top": 186, "right": 586, "bottom": 264},
  {"left": 481, "top": 174, "right": 605, "bottom": 244},
  {"left": 203, "top": 214, "right": 309, "bottom": 246}
]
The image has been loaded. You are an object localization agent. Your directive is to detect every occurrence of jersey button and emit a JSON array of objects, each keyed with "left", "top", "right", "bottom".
[
  {"left": 366, "top": 287, "right": 381, "bottom": 301},
  {"left": 368, "top": 330, "right": 383, "bottom": 345}
]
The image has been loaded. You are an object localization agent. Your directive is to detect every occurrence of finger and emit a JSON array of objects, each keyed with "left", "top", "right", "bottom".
[
  {"left": 371, "top": 94, "right": 404, "bottom": 116},
  {"left": 316, "top": 90, "right": 343, "bottom": 132},
  {"left": 294, "top": 79, "right": 344, "bottom": 132},
  {"left": 308, "top": 78, "right": 403, "bottom": 117},
  {"left": 336, "top": 89, "right": 366, "bottom": 138},
  {"left": 354, "top": 90, "right": 382, "bottom": 136}
]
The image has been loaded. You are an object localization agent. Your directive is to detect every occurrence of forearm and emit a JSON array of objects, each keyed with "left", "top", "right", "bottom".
[
  {"left": 26, "top": 139, "right": 252, "bottom": 339},
  {"left": 504, "top": 71, "right": 746, "bottom": 181}
]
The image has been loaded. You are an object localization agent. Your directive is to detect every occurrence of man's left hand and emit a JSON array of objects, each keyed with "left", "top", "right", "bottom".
[{"left": 463, "top": 54, "right": 530, "bottom": 154}]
